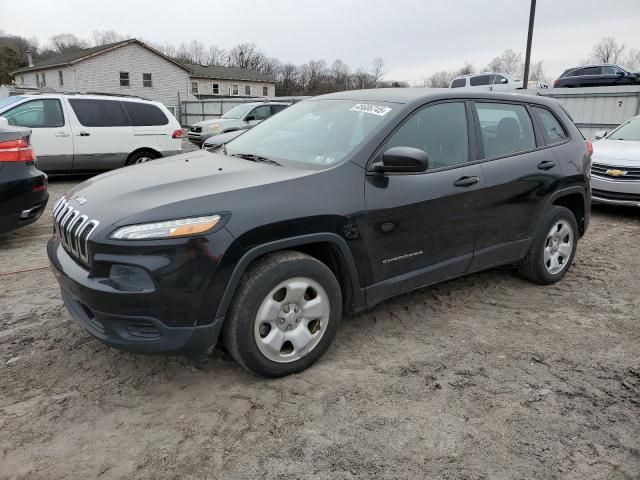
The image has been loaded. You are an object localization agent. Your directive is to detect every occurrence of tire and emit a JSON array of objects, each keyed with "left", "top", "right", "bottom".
[
  {"left": 517, "top": 206, "right": 578, "bottom": 285},
  {"left": 126, "top": 150, "right": 159, "bottom": 166},
  {"left": 222, "top": 251, "right": 342, "bottom": 377}
]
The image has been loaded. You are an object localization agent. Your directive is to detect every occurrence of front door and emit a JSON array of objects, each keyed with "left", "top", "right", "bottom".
[
  {"left": 1, "top": 98, "right": 73, "bottom": 171},
  {"left": 363, "top": 101, "right": 484, "bottom": 305}
]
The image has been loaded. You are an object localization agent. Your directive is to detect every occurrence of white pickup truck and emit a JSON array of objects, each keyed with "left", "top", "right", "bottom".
[{"left": 0, "top": 94, "right": 183, "bottom": 172}]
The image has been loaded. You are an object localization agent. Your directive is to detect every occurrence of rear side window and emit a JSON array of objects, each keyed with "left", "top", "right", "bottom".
[
  {"left": 249, "top": 105, "right": 271, "bottom": 120},
  {"left": 579, "top": 67, "right": 601, "bottom": 76},
  {"left": 122, "top": 102, "right": 168, "bottom": 126},
  {"left": 474, "top": 102, "right": 536, "bottom": 158},
  {"left": 384, "top": 102, "right": 468, "bottom": 169},
  {"left": 69, "top": 99, "right": 130, "bottom": 127},
  {"left": 532, "top": 107, "right": 568, "bottom": 145},
  {"left": 270, "top": 104, "right": 287, "bottom": 114},
  {"left": 3, "top": 99, "right": 64, "bottom": 128},
  {"left": 451, "top": 78, "right": 466, "bottom": 88},
  {"left": 470, "top": 75, "right": 494, "bottom": 86}
]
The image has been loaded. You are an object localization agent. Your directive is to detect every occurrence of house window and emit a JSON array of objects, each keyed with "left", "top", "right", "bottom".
[
  {"left": 245, "top": 85, "right": 251, "bottom": 96},
  {"left": 232, "top": 84, "right": 239, "bottom": 95},
  {"left": 263, "top": 86, "right": 268, "bottom": 96},
  {"left": 212, "top": 83, "right": 219, "bottom": 94},
  {"left": 191, "top": 81, "right": 199, "bottom": 94},
  {"left": 142, "top": 73, "right": 152, "bottom": 88},
  {"left": 20, "top": 75, "right": 24, "bottom": 85},
  {"left": 58, "top": 71, "right": 64, "bottom": 86},
  {"left": 120, "top": 72, "right": 130, "bottom": 87},
  {"left": 40, "top": 73, "right": 46, "bottom": 87}
]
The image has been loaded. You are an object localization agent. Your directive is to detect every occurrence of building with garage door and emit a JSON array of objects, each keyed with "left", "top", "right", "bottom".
[{"left": 9, "top": 38, "right": 276, "bottom": 118}]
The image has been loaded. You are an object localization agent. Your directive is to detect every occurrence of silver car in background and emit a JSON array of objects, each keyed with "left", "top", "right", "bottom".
[{"left": 591, "top": 115, "right": 640, "bottom": 207}]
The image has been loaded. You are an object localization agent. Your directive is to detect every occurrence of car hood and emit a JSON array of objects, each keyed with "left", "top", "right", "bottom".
[
  {"left": 592, "top": 139, "right": 640, "bottom": 165},
  {"left": 62, "top": 150, "right": 313, "bottom": 228},
  {"left": 192, "top": 118, "right": 238, "bottom": 128}
]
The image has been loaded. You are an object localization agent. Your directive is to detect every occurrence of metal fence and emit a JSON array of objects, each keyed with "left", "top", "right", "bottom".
[
  {"left": 180, "top": 96, "right": 308, "bottom": 126},
  {"left": 522, "top": 85, "right": 640, "bottom": 140}
]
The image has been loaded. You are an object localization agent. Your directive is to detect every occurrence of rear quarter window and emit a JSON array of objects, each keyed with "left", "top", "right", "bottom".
[
  {"left": 532, "top": 107, "right": 568, "bottom": 145},
  {"left": 69, "top": 99, "right": 130, "bottom": 127},
  {"left": 122, "top": 102, "right": 169, "bottom": 126},
  {"left": 450, "top": 78, "right": 466, "bottom": 88}
]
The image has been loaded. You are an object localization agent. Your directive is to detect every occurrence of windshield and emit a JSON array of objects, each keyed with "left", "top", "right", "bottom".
[
  {"left": 608, "top": 117, "right": 640, "bottom": 141},
  {"left": 225, "top": 100, "right": 394, "bottom": 166},
  {"left": 222, "top": 104, "right": 253, "bottom": 119},
  {"left": 0, "top": 96, "right": 25, "bottom": 111}
]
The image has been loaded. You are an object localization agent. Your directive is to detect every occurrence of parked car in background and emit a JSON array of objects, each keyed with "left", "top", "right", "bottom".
[
  {"left": 0, "top": 117, "right": 48, "bottom": 235},
  {"left": 553, "top": 64, "right": 640, "bottom": 88},
  {"left": 590, "top": 115, "right": 640, "bottom": 207},
  {"left": 450, "top": 73, "right": 548, "bottom": 90},
  {"left": 201, "top": 129, "right": 245, "bottom": 152},
  {"left": 48, "top": 89, "right": 590, "bottom": 377},
  {"left": 0, "top": 94, "right": 183, "bottom": 172},
  {"left": 187, "top": 101, "right": 290, "bottom": 147}
]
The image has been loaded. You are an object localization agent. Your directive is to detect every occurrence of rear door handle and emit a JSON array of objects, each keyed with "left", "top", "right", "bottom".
[
  {"left": 453, "top": 176, "right": 480, "bottom": 187},
  {"left": 538, "top": 160, "right": 556, "bottom": 170},
  {"left": 54, "top": 131, "right": 70, "bottom": 137},
  {"left": 79, "top": 131, "right": 90, "bottom": 137}
]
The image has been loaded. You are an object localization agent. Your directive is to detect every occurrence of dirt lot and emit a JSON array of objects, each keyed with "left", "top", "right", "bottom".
[{"left": 1, "top": 175, "right": 639, "bottom": 480}]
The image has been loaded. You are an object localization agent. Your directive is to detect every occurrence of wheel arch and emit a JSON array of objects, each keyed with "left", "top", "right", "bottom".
[
  {"left": 214, "top": 233, "right": 365, "bottom": 320},
  {"left": 548, "top": 186, "right": 588, "bottom": 236},
  {"left": 124, "top": 147, "right": 162, "bottom": 166}
]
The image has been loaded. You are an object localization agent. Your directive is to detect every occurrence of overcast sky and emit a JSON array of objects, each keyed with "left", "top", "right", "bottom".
[{"left": 1, "top": 0, "right": 639, "bottom": 83}]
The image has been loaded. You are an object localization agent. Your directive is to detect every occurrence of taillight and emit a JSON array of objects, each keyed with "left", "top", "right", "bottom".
[
  {"left": 171, "top": 129, "right": 185, "bottom": 139},
  {"left": 553, "top": 79, "right": 560, "bottom": 87},
  {"left": 0, "top": 138, "right": 35, "bottom": 162},
  {"left": 586, "top": 141, "right": 593, "bottom": 156}
]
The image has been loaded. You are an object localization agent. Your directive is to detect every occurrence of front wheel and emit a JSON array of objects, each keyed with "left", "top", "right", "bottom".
[
  {"left": 517, "top": 206, "right": 578, "bottom": 285},
  {"left": 222, "top": 251, "right": 342, "bottom": 377}
]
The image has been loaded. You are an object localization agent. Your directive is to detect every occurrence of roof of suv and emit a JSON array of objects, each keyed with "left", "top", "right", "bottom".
[{"left": 8, "top": 93, "right": 165, "bottom": 105}]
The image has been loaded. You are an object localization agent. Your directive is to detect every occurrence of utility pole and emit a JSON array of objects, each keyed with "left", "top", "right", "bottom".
[{"left": 522, "top": 0, "right": 537, "bottom": 90}]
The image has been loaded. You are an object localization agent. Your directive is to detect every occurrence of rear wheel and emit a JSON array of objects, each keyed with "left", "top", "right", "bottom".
[
  {"left": 222, "top": 251, "right": 342, "bottom": 377},
  {"left": 126, "top": 150, "right": 159, "bottom": 165},
  {"left": 517, "top": 206, "right": 578, "bottom": 284}
]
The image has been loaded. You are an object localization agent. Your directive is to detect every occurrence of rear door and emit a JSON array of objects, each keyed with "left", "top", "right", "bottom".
[
  {"left": 121, "top": 101, "right": 177, "bottom": 154},
  {"left": 363, "top": 101, "right": 484, "bottom": 304},
  {"left": 470, "top": 101, "right": 561, "bottom": 270},
  {"left": 1, "top": 98, "right": 73, "bottom": 171},
  {"left": 469, "top": 74, "right": 494, "bottom": 91},
  {"left": 66, "top": 98, "right": 134, "bottom": 170}
]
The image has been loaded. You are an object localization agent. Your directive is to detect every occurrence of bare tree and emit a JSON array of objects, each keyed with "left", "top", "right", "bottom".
[
  {"left": 48, "top": 34, "right": 88, "bottom": 54},
  {"left": 527, "top": 60, "right": 546, "bottom": 83},
  {"left": 591, "top": 37, "right": 625, "bottom": 64},
  {"left": 624, "top": 49, "right": 640, "bottom": 71},
  {"left": 91, "top": 30, "right": 126, "bottom": 46},
  {"left": 276, "top": 63, "right": 299, "bottom": 95},
  {"left": 486, "top": 49, "right": 522, "bottom": 75},
  {"left": 226, "top": 43, "right": 264, "bottom": 69},
  {"left": 205, "top": 45, "right": 225, "bottom": 66},
  {"left": 331, "top": 59, "right": 351, "bottom": 90},
  {"left": 457, "top": 62, "right": 474, "bottom": 75},
  {"left": 371, "top": 57, "right": 386, "bottom": 87},
  {"left": 425, "top": 70, "right": 454, "bottom": 88}
]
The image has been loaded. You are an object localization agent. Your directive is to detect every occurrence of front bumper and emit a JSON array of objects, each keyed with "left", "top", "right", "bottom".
[
  {"left": 591, "top": 175, "right": 640, "bottom": 207},
  {"left": 47, "top": 237, "right": 228, "bottom": 358}
]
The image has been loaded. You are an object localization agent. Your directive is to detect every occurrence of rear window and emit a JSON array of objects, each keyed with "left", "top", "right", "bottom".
[
  {"left": 474, "top": 102, "right": 536, "bottom": 158},
  {"left": 470, "top": 75, "right": 494, "bottom": 86},
  {"left": 69, "top": 99, "right": 130, "bottom": 127},
  {"left": 532, "top": 107, "right": 568, "bottom": 145},
  {"left": 450, "top": 78, "right": 466, "bottom": 88},
  {"left": 122, "top": 102, "right": 168, "bottom": 126}
]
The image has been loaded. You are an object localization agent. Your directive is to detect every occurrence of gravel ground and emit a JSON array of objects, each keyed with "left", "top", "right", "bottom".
[{"left": 1, "top": 173, "right": 639, "bottom": 480}]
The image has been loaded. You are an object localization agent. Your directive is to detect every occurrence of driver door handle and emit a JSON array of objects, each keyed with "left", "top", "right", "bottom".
[
  {"left": 453, "top": 176, "right": 480, "bottom": 187},
  {"left": 79, "top": 131, "right": 90, "bottom": 137}
]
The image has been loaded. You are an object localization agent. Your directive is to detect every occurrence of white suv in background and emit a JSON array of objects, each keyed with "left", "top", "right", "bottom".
[
  {"left": 0, "top": 94, "right": 183, "bottom": 172},
  {"left": 449, "top": 73, "right": 549, "bottom": 90}
]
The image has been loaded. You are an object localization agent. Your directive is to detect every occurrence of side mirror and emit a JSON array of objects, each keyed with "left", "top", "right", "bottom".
[
  {"left": 245, "top": 115, "right": 256, "bottom": 122},
  {"left": 373, "top": 146, "right": 428, "bottom": 173},
  {"left": 594, "top": 130, "right": 608, "bottom": 140},
  {"left": 500, "top": 77, "right": 508, "bottom": 84}
]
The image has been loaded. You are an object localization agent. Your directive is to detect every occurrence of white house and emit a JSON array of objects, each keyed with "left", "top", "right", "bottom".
[{"left": 9, "top": 39, "right": 276, "bottom": 117}]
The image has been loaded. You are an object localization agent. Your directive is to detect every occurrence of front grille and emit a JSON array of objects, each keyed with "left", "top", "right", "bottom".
[
  {"left": 52, "top": 197, "right": 99, "bottom": 266},
  {"left": 190, "top": 126, "right": 202, "bottom": 133},
  {"left": 591, "top": 163, "right": 640, "bottom": 181},
  {"left": 592, "top": 189, "right": 640, "bottom": 202}
]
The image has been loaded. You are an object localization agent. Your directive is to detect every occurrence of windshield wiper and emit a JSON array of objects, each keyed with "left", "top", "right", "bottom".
[{"left": 230, "top": 153, "right": 281, "bottom": 166}]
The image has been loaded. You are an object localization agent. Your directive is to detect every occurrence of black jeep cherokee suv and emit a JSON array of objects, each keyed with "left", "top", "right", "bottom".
[{"left": 48, "top": 89, "right": 591, "bottom": 377}]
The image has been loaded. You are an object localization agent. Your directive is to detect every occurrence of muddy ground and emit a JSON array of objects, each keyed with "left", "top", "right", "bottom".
[{"left": 1, "top": 175, "right": 639, "bottom": 480}]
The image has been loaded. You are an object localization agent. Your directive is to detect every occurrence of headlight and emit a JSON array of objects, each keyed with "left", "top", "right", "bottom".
[
  {"left": 111, "top": 215, "right": 221, "bottom": 240},
  {"left": 205, "top": 124, "right": 221, "bottom": 133}
]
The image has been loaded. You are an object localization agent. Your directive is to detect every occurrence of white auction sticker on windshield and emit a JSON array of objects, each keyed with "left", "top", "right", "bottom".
[{"left": 349, "top": 104, "right": 392, "bottom": 116}]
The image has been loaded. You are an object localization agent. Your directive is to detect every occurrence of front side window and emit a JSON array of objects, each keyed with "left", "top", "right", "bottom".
[
  {"left": 470, "top": 75, "right": 494, "bottom": 86},
  {"left": 451, "top": 78, "right": 466, "bottom": 88},
  {"left": 475, "top": 102, "right": 536, "bottom": 158},
  {"left": 532, "top": 107, "right": 568, "bottom": 145},
  {"left": 122, "top": 102, "right": 168, "bottom": 126},
  {"left": 226, "top": 100, "right": 394, "bottom": 167},
  {"left": 191, "top": 81, "right": 199, "bottom": 94},
  {"left": 494, "top": 75, "right": 508, "bottom": 84},
  {"left": 3, "top": 99, "right": 64, "bottom": 128},
  {"left": 580, "top": 67, "right": 601, "bottom": 76},
  {"left": 142, "top": 73, "right": 152, "bottom": 88},
  {"left": 212, "top": 83, "right": 219, "bottom": 94},
  {"left": 263, "top": 86, "right": 269, "bottom": 96},
  {"left": 248, "top": 105, "right": 271, "bottom": 121},
  {"left": 120, "top": 72, "right": 130, "bottom": 87},
  {"left": 232, "top": 84, "right": 239, "bottom": 95},
  {"left": 384, "top": 102, "right": 468, "bottom": 169},
  {"left": 58, "top": 71, "right": 64, "bottom": 86},
  {"left": 68, "top": 99, "right": 130, "bottom": 127},
  {"left": 245, "top": 85, "right": 251, "bottom": 96},
  {"left": 608, "top": 117, "right": 640, "bottom": 141},
  {"left": 222, "top": 104, "right": 253, "bottom": 119}
]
